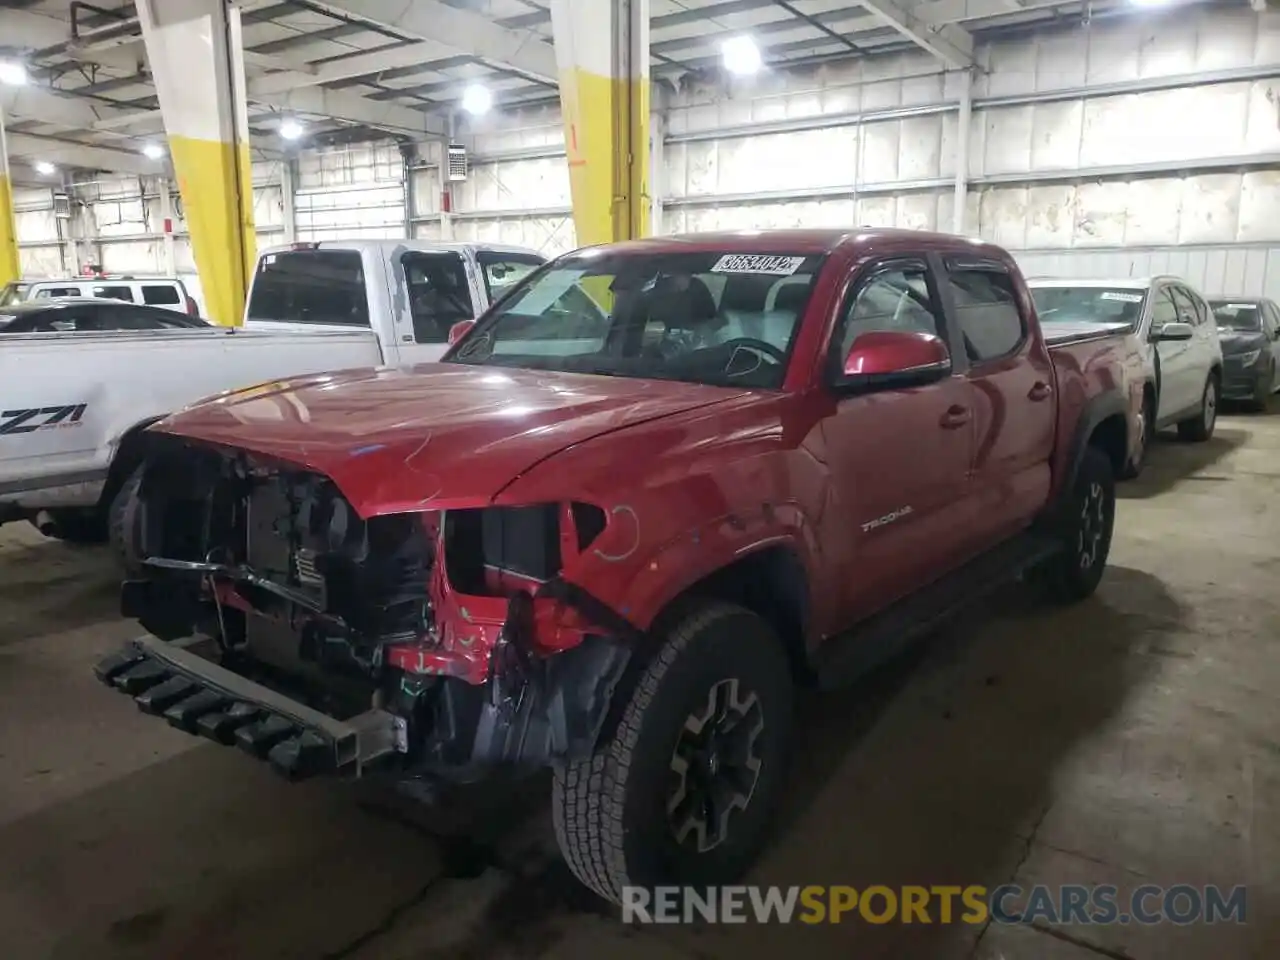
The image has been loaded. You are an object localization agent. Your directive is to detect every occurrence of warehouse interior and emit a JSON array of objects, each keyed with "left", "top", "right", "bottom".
[{"left": 2, "top": 0, "right": 1280, "bottom": 957}]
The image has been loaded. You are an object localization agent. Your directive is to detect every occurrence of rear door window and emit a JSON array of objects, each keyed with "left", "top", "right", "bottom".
[
  {"left": 401, "top": 252, "right": 475, "bottom": 343},
  {"left": 34, "top": 286, "right": 83, "bottom": 299},
  {"left": 93, "top": 285, "right": 134, "bottom": 302},
  {"left": 945, "top": 266, "right": 1025, "bottom": 362},
  {"left": 1169, "top": 286, "right": 1201, "bottom": 326},
  {"left": 141, "top": 284, "right": 181, "bottom": 306},
  {"left": 248, "top": 249, "right": 370, "bottom": 326}
]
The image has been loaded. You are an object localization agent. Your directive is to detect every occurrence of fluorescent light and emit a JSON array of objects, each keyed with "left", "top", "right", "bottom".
[
  {"left": 279, "top": 118, "right": 305, "bottom": 141},
  {"left": 461, "top": 83, "right": 492, "bottom": 116},
  {"left": 1129, "top": 0, "right": 1172, "bottom": 5},
  {"left": 142, "top": 142, "right": 165, "bottom": 159},
  {"left": 722, "top": 35, "right": 762, "bottom": 76},
  {"left": 0, "top": 60, "right": 28, "bottom": 86},
  {"left": 34, "top": 161, "right": 56, "bottom": 176}
]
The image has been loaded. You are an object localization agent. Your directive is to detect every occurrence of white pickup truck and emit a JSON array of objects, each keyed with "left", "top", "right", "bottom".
[{"left": 0, "top": 239, "right": 547, "bottom": 543}]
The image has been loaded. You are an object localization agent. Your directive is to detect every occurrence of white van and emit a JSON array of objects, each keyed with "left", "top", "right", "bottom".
[{"left": 0, "top": 275, "right": 200, "bottom": 317}]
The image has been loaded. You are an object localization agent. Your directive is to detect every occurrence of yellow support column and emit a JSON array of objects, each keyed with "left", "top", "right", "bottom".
[
  {"left": 550, "top": 0, "right": 650, "bottom": 246},
  {"left": 0, "top": 110, "right": 20, "bottom": 286},
  {"left": 136, "top": 0, "right": 254, "bottom": 326}
]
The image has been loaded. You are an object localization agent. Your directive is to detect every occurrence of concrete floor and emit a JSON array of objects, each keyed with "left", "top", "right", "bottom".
[{"left": 2, "top": 412, "right": 1279, "bottom": 960}]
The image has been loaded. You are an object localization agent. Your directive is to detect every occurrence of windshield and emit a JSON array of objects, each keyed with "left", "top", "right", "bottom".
[
  {"left": 444, "top": 250, "right": 827, "bottom": 389},
  {"left": 1208, "top": 300, "right": 1261, "bottom": 331},
  {"left": 0, "top": 282, "right": 29, "bottom": 307},
  {"left": 1029, "top": 286, "right": 1146, "bottom": 330}
]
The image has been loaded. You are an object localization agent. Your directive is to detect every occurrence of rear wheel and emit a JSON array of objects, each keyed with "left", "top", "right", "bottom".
[
  {"left": 107, "top": 464, "right": 145, "bottom": 573},
  {"left": 552, "top": 602, "right": 794, "bottom": 904},
  {"left": 1177, "top": 374, "right": 1218, "bottom": 442},
  {"left": 1041, "top": 445, "right": 1115, "bottom": 604}
]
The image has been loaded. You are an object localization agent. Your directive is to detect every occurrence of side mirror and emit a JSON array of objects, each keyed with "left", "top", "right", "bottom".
[
  {"left": 448, "top": 319, "right": 475, "bottom": 345},
  {"left": 1152, "top": 321, "right": 1193, "bottom": 342},
  {"left": 838, "top": 330, "right": 951, "bottom": 389}
]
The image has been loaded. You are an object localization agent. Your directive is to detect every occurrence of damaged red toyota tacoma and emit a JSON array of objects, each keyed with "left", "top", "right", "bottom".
[{"left": 96, "top": 229, "right": 1140, "bottom": 903}]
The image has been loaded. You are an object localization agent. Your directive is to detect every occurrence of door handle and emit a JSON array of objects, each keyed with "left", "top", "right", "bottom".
[
  {"left": 1028, "top": 381, "right": 1053, "bottom": 402},
  {"left": 940, "top": 405, "right": 971, "bottom": 429}
]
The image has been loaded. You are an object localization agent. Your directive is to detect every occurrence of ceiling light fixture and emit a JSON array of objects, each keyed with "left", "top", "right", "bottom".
[
  {"left": 722, "top": 35, "right": 762, "bottom": 76},
  {"left": 1129, "top": 0, "right": 1172, "bottom": 6},
  {"left": 142, "top": 142, "right": 165, "bottom": 160},
  {"left": 34, "top": 161, "right": 56, "bottom": 176},
  {"left": 461, "top": 83, "right": 492, "bottom": 116},
  {"left": 0, "top": 60, "right": 28, "bottom": 86},
  {"left": 279, "top": 118, "right": 305, "bottom": 141}
]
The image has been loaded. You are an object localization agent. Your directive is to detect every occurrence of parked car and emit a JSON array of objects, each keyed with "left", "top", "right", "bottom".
[
  {"left": 0, "top": 240, "right": 547, "bottom": 545},
  {"left": 0, "top": 274, "right": 201, "bottom": 317},
  {"left": 1028, "top": 277, "right": 1223, "bottom": 463},
  {"left": 0, "top": 298, "right": 209, "bottom": 334},
  {"left": 96, "top": 229, "right": 1140, "bottom": 902},
  {"left": 1204, "top": 296, "right": 1280, "bottom": 409}
]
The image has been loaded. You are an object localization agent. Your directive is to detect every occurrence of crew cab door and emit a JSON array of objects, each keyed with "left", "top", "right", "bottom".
[
  {"left": 939, "top": 258, "right": 1056, "bottom": 548},
  {"left": 818, "top": 256, "right": 976, "bottom": 623}
]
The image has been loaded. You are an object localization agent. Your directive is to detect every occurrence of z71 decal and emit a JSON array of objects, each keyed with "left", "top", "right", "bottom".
[{"left": 0, "top": 404, "right": 88, "bottom": 435}]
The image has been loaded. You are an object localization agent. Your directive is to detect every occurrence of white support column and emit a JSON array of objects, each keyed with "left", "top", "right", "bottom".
[
  {"left": 158, "top": 176, "right": 177, "bottom": 275},
  {"left": 281, "top": 158, "right": 297, "bottom": 244},
  {"left": 649, "top": 109, "right": 666, "bottom": 237},
  {"left": 952, "top": 68, "right": 972, "bottom": 236}
]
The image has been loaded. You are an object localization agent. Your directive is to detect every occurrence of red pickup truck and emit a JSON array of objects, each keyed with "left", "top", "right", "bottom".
[{"left": 96, "top": 229, "right": 1141, "bottom": 903}]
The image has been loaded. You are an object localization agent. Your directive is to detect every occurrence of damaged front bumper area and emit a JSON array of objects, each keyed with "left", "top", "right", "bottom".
[
  {"left": 96, "top": 633, "right": 404, "bottom": 781},
  {"left": 95, "top": 435, "right": 635, "bottom": 784}
]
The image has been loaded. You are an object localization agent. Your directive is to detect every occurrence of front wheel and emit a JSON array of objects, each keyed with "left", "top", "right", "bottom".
[
  {"left": 1041, "top": 445, "right": 1116, "bottom": 604},
  {"left": 552, "top": 602, "right": 794, "bottom": 904},
  {"left": 1251, "top": 362, "right": 1275, "bottom": 412},
  {"left": 1177, "top": 374, "right": 1218, "bottom": 442},
  {"left": 1120, "top": 392, "right": 1155, "bottom": 480}
]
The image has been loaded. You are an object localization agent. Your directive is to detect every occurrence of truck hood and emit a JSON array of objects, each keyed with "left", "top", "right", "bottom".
[
  {"left": 1041, "top": 319, "right": 1131, "bottom": 346},
  {"left": 153, "top": 363, "right": 751, "bottom": 516},
  {"left": 1218, "top": 330, "right": 1266, "bottom": 355}
]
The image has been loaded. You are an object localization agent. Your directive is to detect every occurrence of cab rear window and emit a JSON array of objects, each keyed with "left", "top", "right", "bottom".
[{"left": 247, "top": 250, "right": 370, "bottom": 327}]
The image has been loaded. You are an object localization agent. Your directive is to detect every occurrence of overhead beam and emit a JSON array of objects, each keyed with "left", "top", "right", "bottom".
[
  {"left": 305, "top": 0, "right": 559, "bottom": 85},
  {"left": 0, "top": 10, "right": 142, "bottom": 71},
  {"left": 0, "top": 85, "right": 136, "bottom": 131},
  {"left": 4, "top": 132, "right": 161, "bottom": 175},
  {"left": 251, "top": 86, "right": 445, "bottom": 136},
  {"left": 248, "top": 41, "right": 466, "bottom": 95},
  {"left": 855, "top": 0, "right": 974, "bottom": 67}
]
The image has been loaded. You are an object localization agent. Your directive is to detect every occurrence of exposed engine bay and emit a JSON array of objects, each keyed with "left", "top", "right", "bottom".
[{"left": 108, "top": 434, "right": 632, "bottom": 783}]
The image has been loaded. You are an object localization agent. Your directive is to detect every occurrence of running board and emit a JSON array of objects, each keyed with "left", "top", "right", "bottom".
[
  {"left": 94, "top": 634, "right": 405, "bottom": 781},
  {"left": 813, "top": 534, "right": 1060, "bottom": 690}
]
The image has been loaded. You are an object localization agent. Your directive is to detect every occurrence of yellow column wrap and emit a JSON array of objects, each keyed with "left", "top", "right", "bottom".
[
  {"left": 167, "top": 137, "right": 256, "bottom": 327},
  {"left": 0, "top": 112, "right": 21, "bottom": 286},
  {"left": 551, "top": 0, "right": 651, "bottom": 246}
]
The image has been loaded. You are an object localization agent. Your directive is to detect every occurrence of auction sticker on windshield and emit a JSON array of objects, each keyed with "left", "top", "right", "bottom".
[
  {"left": 711, "top": 255, "right": 806, "bottom": 276},
  {"left": 1098, "top": 291, "right": 1144, "bottom": 303}
]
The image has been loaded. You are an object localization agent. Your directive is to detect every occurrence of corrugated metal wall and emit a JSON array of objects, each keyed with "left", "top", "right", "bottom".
[{"left": 12, "top": 6, "right": 1280, "bottom": 296}]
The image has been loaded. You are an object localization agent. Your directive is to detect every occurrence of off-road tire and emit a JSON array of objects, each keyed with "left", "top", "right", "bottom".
[
  {"left": 1120, "top": 392, "right": 1156, "bottom": 480},
  {"left": 1042, "top": 445, "right": 1115, "bottom": 604},
  {"left": 1177, "top": 373, "right": 1218, "bottom": 442},
  {"left": 107, "top": 464, "right": 144, "bottom": 573},
  {"left": 552, "top": 602, "right": 794, "bottom": 905}
]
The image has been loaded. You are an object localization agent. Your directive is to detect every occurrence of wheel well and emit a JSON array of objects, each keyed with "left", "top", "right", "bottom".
[
  {"left": 1088, "top": 413, "right": 1128, "bottom": 477},
  {"left": 97, "top": 419, "right": 161, "bottom": 507},
  {"left": 1143, "top": 381, "right": 1157, "bottom": 409},
  {"left": 673, "top": 545, "right": 813, "bottom": 684}
]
